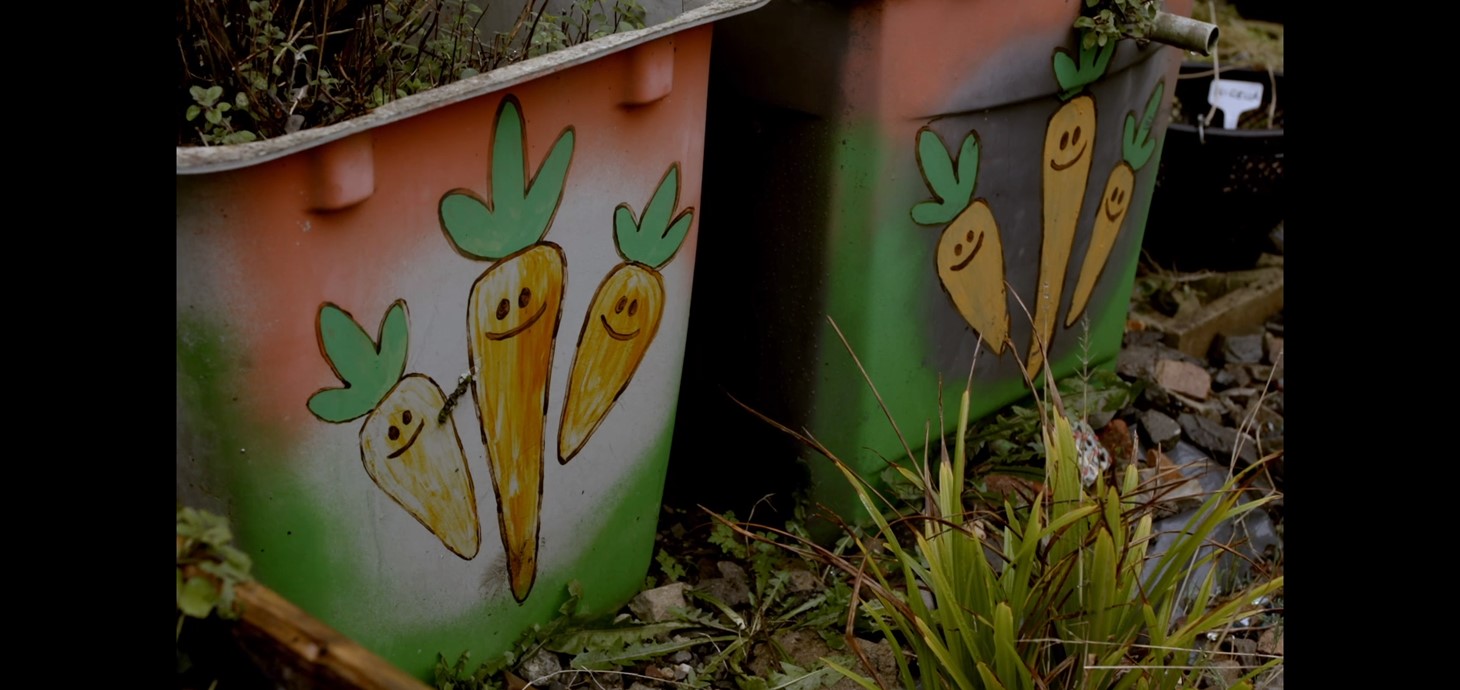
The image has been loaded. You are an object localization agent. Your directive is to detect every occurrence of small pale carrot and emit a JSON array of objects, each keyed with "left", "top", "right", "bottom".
[
  {"left": 308, "top": 300, "right": 481, "bottom": 560},
  {"left": 439, "top": 95, "right": 574, "bottom": 602},
  {"left": 558, "top": 163, "right": 693, "bottom": 464}
]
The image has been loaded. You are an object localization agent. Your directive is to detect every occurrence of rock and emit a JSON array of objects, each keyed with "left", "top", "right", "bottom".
[
  {"left": 1264, "top": 332, "right": 1283, "bottom": 365},
  {"left": 850, "top": 638, "right": 899, "bottom": 687},
  {"left": 1222, "top": 363, "right": 1252, "bottom": 387},
  {"left": 671, "top": 650, "right": 693, "bottom": 663},
  {"left": 516, "top": 648, "right": 562, "bottom": 684},
  {"left": 628, "top": 582, "right": 690, "bottom": 622},
  {"left": 695, "top": 561, "right": 751, "bottom": 607},
  {"left": 1155, "top": 359, "right": 1211, "bottom": 400},
  {"left": 1177, "top": 413, "right": 1257, "bottom": 466},
  {"left": 1139, "top": 410, "right": 1182, "bottom": 451},
  {"left": 1124, "top": 330, "right": 1166, "bottom": 347},
  {"left": 1210, "top": 659, "right": 1244, "bottom": 687},
  {"left": 1141, "top": 444, "right": 1279, "bottom": 604},
  {"left": 1214, "top": 332, "right": 1265, "bottom": 365},
  {"left": 1118, "top": 344, "right": 1204, "bottom": 381},
  {"left": 1258, "top": 628, "right": 1284, "bottom": 656},
  {"left": 786, "top": 568, "right": 822, "bottom": 593},
  {"left": 673, "top": 663, "right": 692, "bottom": 680}
]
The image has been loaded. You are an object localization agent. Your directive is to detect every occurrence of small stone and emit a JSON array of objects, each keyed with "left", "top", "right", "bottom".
[
  {"left": 1213, "top": 368, "right": 1237, "bottom": 387},
  {"left": 1214, "top": 332, "right": 1264, "bottom": 365},
  {"left": 1210, "top": 659, "right": 1244, "bottom": 687},
  {"left": 1258, "top": 628, "right": 1284, "bottom": 656},
  {"left": 1139, "top": 410, "right": 1182, "bottom": 451},
  {"left": 786, "top": 568, "right": 822, "bottom": 593},
  {"left": 643, "top": 665, "right": 675, "bottom": 681},
  {"left": 695, "top": 561, "right": 751, "bottom": 607},
  {"left": 1223, "top": 363, "right": 1252, "bottom": 387},
  {"left": 1264, "top": 332, "right": 1284, "bottom": 365},
  {"left": 1177, "top": 413, "right": 1257, "bottom": 466},
  {"left": 673, "top": 663, "right": 693, "bottom": 680},
  {"left": 628, "top": 582, "right": 689, "bottom": 622},
  {"left": 671, "top": 650, "right": 693, "bottom": 663},
  {"left": 516, "top": 648, "right": 562, "bottom": 684},
  {"left": 1155, "top": 359, "right": 1211, "bottom": 400}
]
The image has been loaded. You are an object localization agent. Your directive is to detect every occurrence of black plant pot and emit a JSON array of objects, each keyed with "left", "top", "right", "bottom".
[{"left": 1144, "top": 63, "right": 1284, "bottom": 271}]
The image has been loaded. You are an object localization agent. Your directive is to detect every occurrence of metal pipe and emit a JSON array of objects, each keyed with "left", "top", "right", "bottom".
[{"left": 1149, "top": 11, "right": 1219, "bottom": 55}]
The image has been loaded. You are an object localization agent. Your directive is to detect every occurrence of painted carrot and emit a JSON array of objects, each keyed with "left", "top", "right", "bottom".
[
  {"left": 558, "top": 163, "right": 693, "bottom": 464},
  {"left": 438, "top": 95, "right": 574, "bottom": 602},
  {"left": 1066, "top": 80, "right": 1165, "bottom": 327},
  {"left": 308, "top": 300, "right": 481, "bottom": 560},
  {"left": 1026, "top": 33, "right": 1116, "bottom": 378},
  {"left": 911, "top": 127, "right": 1008, "bottom": 353}
]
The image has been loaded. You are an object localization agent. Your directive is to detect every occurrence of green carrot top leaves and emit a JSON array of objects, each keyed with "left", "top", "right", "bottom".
[
  {"left": 308, "top": 300, "right": 409, "bottom": 423},
  {"left": 613, "top": 163, "right": 694, "bottom": 268},
  {"left": 1122, "top": 80, "right": 1165, "bottom": 170},
  {"left": 440, "top": 95, "right": 575, "bottom": 260},
  {"left": 1053, "top": 30, "right": 1116, "bottom": 100},
  {"left": 912, "top": 128, "right": 980, "bottom": 226}
]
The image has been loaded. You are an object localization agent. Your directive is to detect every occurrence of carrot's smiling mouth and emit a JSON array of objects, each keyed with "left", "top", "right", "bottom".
[
  {"left": 950, "top": 232, "right": 985, "bottom": 272},
  {"left": 386, "top": 420, "right": 424, "bottom": 459},
  {"left": 485, "top": 300, "right": 548, "bottom": 340},
  {"left": 1050, "top": 143, "right": 1088, "bottom": 171},
  {"left": 600, "top": 314, "right": 640, "bottom": 341},
  {"left": 1104, "top": 203, "right": 1127, "bottom": 221}
]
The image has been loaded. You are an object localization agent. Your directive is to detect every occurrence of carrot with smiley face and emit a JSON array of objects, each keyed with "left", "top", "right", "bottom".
[
  {"left": 439, "top": 95, "right": 574, "bottom": 602},
  {"left": 1026, "top": 31, "right": 1116, "bottom": 378},
  {"left": 308, "top": 300, "right": 481, "bottom": 560},
  {"left": 1066, "top": 80, "right": 1165, "bottom": 327},
  {"left": 911, "top": 127, "right": 1008, "bottom": 353},
  {"left": 558, "top": 163, "right": 693, "bottom": 464}
]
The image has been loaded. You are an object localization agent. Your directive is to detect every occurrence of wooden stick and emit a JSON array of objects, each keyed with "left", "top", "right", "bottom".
[{"left": 230, "top": 581, "right": 434, "bottom": 690}]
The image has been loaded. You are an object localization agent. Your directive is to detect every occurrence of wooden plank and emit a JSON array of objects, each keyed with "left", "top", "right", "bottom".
[
  {"left": 1130, "top": 267, "right": 1283, "bottom": 359},
  {"left": 230, "top": 581, "right": 434, "bottom": 690}
]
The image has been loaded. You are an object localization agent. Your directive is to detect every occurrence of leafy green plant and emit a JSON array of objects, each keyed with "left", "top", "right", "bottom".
[
  {"left": 177, "top": 505, "right": 256, "bottom": 685},
  {"left": 177, "top": 0, "right": 648, "bottom": 146},
  {"left": 729, "top": 318, "right": 1282, "bottom": 690},
  {"left": 1076, "top": 0, "right": 1162, "bottom": 49}
]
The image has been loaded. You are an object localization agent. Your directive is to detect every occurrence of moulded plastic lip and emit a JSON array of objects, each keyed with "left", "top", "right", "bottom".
[{"left": 176, "top": 0, "right": 770, "bottom": 176}]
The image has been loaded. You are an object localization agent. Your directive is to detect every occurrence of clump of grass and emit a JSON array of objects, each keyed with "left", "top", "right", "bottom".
[{"left": 730, "top": 317, "right": 1282, "bottom": 690}]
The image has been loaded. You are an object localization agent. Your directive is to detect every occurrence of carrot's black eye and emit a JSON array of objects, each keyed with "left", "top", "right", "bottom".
[
  {"left": 402, "top": 410, "right": 413, "bottom": 425},
  {"left": 1060, "top": 132, "right": 1069, "bottom": 149},
  {"left": 496, "top": 299, "right": 510, "bottom": 320},
  {"left": 1071, "top": 126, "right": 1081, "bottom": 145},
  {"left": 954, "top": 243, "right": 964, "bottom": 256},
  {"left": 628, "top": 299, "right": 639, "bottom": 317},
  {"left": 615, "top": 296, "right": 627, "bottom": 314},
  {"left": 518, "top": 288, "right": 531, "bottom": 308},
  {"left": 388, "top": 426, "right": 400, "bottom": 441}
]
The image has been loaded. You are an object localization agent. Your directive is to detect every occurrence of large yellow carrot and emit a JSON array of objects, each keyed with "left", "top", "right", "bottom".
[
  {"left": 308, "top": 300, "right": 481, "bottom": 560},
  {"left": 911, "top": 128, "right": 1008, "bottom": 353},
  {"left": 438, "top": 95, "right": 574, "bottom": 602},
  {"left": 559, "top": 163, "right": 693, "bottom": 464},
  {"left": 1027, "top": 34, "right": 1115, "bottom": 378},
  {"left": 1066, "top": 80, "right": 1164, "bottom": 327}
]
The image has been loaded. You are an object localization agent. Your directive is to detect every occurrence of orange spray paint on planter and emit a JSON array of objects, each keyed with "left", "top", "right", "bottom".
[{"left": 438, "top": 95, "right": 574, "bottom": 602}]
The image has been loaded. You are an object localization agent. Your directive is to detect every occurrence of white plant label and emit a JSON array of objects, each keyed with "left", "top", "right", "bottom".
[{"left": 1207, "top": 79, "right": 1265, "bottom": 129}]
